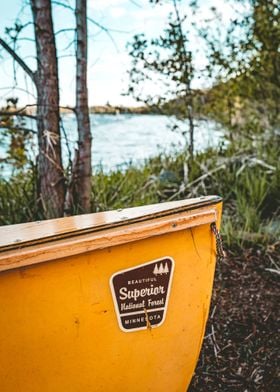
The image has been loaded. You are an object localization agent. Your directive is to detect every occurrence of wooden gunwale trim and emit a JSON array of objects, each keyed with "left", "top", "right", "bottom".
[
  {"left": 0, "top": 207, "right": 218, "bottom": 273},
  {"left": 0, "top": 196, "right": 222, "bottom": 252}
]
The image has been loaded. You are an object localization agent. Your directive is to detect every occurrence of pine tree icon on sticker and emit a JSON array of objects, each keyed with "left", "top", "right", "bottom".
[{"left": 153, "top": 262, "right": 169, "bottom": 275}]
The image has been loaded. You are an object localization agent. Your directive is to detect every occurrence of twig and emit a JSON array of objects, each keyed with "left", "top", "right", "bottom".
[
  {"left": 60, "top": 116, "right": 73, "bottom": 169},
  {"left": 41, "top": 150, "right": 64, "bottom": 174},
  {"left": 130, "top": 0, "right": 142, "bottom": 7},
  {"left": 0, "top": 103, "right": 36, "bottom": 115},
  {"left": 55, "top": 28, "right": 75, "bottom": 36},
  {"left": 211, "top": 324, "right": 220, "bottom": 357},
  {"left": 250, "top": 157, "right": 276, "bottom": 172},
  {"left": 0, "top": 86, "right": 36, "bottom": 99},
  {"left": 0, "top": 125, "right": 36, "bottom": 134},
  {"left": 0, "top": 110, "right": 37, "bottom": 120},
  {"left": 168, "top": 164, "right": 226, "bottom": 201},
  {"left": 52, "top": 0, "right": 128, "bottom": 52},
  {"left": 267, "top": 253, "right": 280, "bottom": 271},
  {"left": 0, "top": 104, "right": 75, "bottom": 118},
  {"left": 264, "top": 268, "right": 280, "bottom": 276},
  {"left": 0, "top": 37, "right": 36, "bottom": 83}
]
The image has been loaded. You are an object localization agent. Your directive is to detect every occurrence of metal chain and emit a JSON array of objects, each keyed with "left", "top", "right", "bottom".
[{"left": 211, "top": 222, "right": 225, "bottom": 262}]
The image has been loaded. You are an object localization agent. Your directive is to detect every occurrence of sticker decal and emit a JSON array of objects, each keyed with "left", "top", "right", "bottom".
[{"left": 110, "top": 257, "right": 174, "bottom": 332}]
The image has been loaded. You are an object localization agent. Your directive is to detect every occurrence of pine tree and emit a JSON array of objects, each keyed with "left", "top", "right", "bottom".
[{"left": 153, "top": 264, "right": 159, "bottom": 275}]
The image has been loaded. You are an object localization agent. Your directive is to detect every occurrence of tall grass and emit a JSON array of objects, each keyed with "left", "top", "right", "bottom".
[
  {"left": 0, "top": 133, "right": 279, "bottom": 250},
  {"left": 0, "top": 170, "right": 40, "bottom": 224}
]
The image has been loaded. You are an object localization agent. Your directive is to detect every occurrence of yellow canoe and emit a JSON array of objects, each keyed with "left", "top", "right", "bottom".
[{"left": 0, "top": 196, "right": 222, "bottom": 391}]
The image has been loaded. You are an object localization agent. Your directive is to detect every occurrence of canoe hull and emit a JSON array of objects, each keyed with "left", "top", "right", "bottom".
[{"left": 0, "top": 199, "right": 222, "bottom": 391}]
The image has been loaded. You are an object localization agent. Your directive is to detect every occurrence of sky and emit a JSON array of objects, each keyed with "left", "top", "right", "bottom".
[{"left": 0, "top": 0, "right": 244, "bottom": 107}]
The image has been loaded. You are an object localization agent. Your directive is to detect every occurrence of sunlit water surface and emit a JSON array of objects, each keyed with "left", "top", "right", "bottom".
[{"left": 0, "top": 114, "right": 225, "bottom": 177}]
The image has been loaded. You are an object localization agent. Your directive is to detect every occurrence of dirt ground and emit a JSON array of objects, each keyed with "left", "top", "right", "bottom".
[{"left": 189, "top": 246, "right": 279, "bottom": 391}]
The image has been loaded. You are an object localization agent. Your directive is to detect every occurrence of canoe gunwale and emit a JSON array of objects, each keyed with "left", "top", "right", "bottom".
[
  {"left": 0, "top": 203, "right": 220, "bottom": 273},
  {"left": 0, "top": 196, "right": 222, "bottom": 253}
]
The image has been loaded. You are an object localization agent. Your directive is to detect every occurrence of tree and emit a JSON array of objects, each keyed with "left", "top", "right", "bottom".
[
  {"left": 127, "top": 0, "right": 195, "bottom": 159},
  {"left": 0, "top": 0, "right": 65, "bottom": 218},
  {"left": 200, "top": 0, "right": 280, "bottom": 130},
  {"left": 74, "top": 0, "right": 92, "bottom": 213},
  {"left": 0, "top": 0, "right": 92, "bottom": 219},
  {"left": 0, "top": 98, "right": 34, "bottom": 172},
  {"left": 248, "top": 0, "right": 280, "bottom": 122},
  {"left": 31, "top": 0, "right": 65, "bottom": 218}
]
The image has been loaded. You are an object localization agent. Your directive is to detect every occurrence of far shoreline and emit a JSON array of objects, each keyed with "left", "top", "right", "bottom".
[{"left": 8, "top": 104, "right": 156, "bottom": 116}]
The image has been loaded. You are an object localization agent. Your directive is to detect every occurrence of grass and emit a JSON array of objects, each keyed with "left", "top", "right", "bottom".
[
  {"left": 92, "top": 133, "right": 279, "bottom": 251},
  {"left": 0, "top": 169, "right": 38, "bottom": 224},
  {"left": 1, "top": 131, "right": 279, "bottom": 252}
]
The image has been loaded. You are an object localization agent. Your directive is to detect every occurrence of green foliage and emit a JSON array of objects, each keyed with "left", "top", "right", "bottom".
[
  {"left": 0, "top": 98, "right": 34, "bottom": 172},
  {"left": 127, "top": 0, "right": 196, "bottom": 155},
  {"left": 0, "top": 169, "right": 40, "bottom": 225},
  {"left": 201, "top": 0, "right": 280, "bottom": 129},
  {"left": 127, "top": 2, "right": 194, "bottom": 108}
]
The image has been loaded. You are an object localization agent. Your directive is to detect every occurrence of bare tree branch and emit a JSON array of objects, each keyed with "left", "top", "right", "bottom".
[
  {"left": 0, "top": 111, "right": 37, "bottom": 120},
  {"left": 52, "top": 0, "right": 128, "bottom": 51},
  {"left": 0, "top": 38, "right": 36, "bottom": 84},
  {"left": 55, "top": 28, "right": 75, "bottom": 36},
  {"left": 0, "top": 86, "right": 36, "bottom": 99},
  {"left": 0, "top": 104, "right": 36, "bottom": 117},
  {"left": 0, "top": 125, "right": 36, "bottom": 134},
  {"left": 16, "top": 37, "right": 36, "bottom": 43},
  {"left": 61, "top": 39, "right": 76, "bottom": 52},
  {"left": 59, "top": 116, "right": 72, "bottom": 169},
  {"left": 61, "top": 106, "right": 76, "bottom": 112},
  {"left": 0, "top": 104, "right": 75, "bottom": 120},
  {"left": 129, "top": 0, "right": 142, "bottom": 8}
]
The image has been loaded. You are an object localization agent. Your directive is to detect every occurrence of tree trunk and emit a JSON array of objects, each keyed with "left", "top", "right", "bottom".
[
  {"left": 74, "top": 0, "right": 92, "bottom": 213},
  {"left": 31, "top": 0, "right": 65, "bottom": 218}
]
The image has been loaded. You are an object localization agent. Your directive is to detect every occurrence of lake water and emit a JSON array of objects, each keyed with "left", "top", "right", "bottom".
[{"left": 0, "top": 114, "right": 225, "bottom": 177}]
